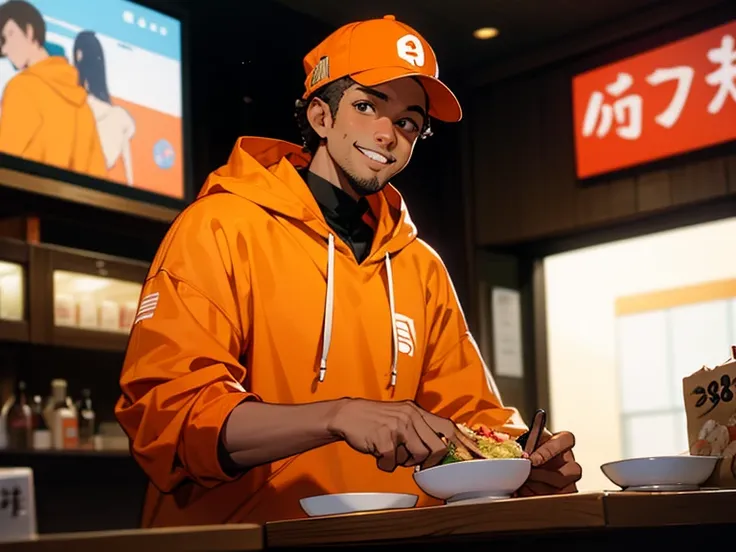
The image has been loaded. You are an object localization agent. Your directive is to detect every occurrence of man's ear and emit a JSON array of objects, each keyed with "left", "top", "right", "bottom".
[{"left": 306, "top": 98, "right": 333, "bottom": 139}]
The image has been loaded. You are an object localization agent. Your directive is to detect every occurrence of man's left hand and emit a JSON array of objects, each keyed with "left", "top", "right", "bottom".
[{"left": 516, "top": 430, "right": 582, "bottom": 497}]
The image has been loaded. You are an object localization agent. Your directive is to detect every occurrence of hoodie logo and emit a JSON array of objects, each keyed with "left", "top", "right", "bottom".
[
  {"left": 134, "top": 292, "right": 159, "bottom": 325},
  {"left": 394, "top": 313, "right": 416, "bottom": 357}
]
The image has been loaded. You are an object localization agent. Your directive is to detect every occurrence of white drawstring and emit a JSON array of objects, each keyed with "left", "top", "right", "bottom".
[
  {"left": 317, "top": 234, "right": 398, "bottom": 388},
  {"left": 318, "top": 233, "right": 335, "bottom": 383},
  {"left": 385, "top": 252, "right": 398, "bottom": 387}
]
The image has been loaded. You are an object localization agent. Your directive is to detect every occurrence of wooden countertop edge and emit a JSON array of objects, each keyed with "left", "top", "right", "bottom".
[
  {"left": 265, "top": 492, "right": 607, "bottom": 547},
  {"left": 3, "top": 524, "right": 264, "bottom": 552},
  {"left": 5, "top": 489, "right": 735, "bottom": 550},
  {"left": 602, "top": 488, "right": 736, "bottom": 527}
]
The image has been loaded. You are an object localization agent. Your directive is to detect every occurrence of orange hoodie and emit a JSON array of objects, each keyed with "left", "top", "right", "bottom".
[
  {"left": 115, "top": 137, "right": 527, "bottom": 527},
  {"left": 0, "top": 56, "right": 106, "bottom": 178}
]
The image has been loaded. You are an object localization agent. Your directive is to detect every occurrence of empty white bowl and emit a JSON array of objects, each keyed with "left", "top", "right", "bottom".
[
  {"left": 299, "top": 492, "right": 418, "bottom": 517},
  {"left": 600, "top": 455, "right": 719, "bottom": 491},
  {"left": 413, "top": 458, "right": 531, "bottom": 504}
]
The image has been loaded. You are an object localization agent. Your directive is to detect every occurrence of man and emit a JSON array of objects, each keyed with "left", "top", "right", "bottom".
[
  {"left": 0, "top": 0, "right": 106, "bottom": 178},
  {"left": 116, "top": 15, "right": 582, "bottom": 527}
]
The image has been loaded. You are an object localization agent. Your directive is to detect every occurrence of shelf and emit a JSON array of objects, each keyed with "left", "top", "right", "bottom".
[
  {"left": 0, "top": 319, "right": 29, "bottom": 342},
  {"left": 0, "top": 448, "right": 130, "bottom": 458},
  {"left": 51, "top": 326, "right": 131, "bottom": 352},
  {"left": 53, "top": 270, "right": 142, "bottom": 335},
  {"left": 0, "top": 238, "right": 149, "bottom": 354}
]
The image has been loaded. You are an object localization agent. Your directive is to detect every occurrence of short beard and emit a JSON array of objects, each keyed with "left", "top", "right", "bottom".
[
  {"left": 324, "top": 138, "right": 388, "bottom": 197},
  {"left": 340, "top": 166, "right": 386, "bottom": 197}
]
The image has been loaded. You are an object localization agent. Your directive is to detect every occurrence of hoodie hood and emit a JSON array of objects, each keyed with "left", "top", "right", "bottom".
[
  {"left": 199, "top": 136, "right": 418, "bottom": 263},
  {"left": 200, "top": 136, "right": 420, "bottom": 387},
  {"left": 25, "top": 56, "right": 87, "bottom": 106}
]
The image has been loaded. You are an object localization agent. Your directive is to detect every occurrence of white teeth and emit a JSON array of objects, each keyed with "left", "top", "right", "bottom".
[{"left": 357, "top": 147, "right": 389, "bottom": 164}]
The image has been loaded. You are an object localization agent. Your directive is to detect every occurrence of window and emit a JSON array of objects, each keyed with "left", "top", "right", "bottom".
[{"left": 616, "top": 288, "right": 736, "bottom": 458}]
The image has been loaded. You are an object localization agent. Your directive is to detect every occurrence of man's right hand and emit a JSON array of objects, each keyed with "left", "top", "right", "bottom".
[{"left": 327, "top": 398, "right": 454, "bottom": 472}]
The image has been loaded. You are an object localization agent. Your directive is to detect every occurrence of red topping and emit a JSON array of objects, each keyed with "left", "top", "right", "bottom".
[{"left": 473, "top": 425, "right": 509, "bottom": 442}]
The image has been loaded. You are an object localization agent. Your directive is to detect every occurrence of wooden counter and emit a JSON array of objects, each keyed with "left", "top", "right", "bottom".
[
  {"left": 4, "top": 490, "right": 735, "bottom": 551},
  {"left": 265, "top": 489, "right": 736, "bottom": 549},
  {"left": 3, "top": 524, "right": 263, "bottom": 552}
]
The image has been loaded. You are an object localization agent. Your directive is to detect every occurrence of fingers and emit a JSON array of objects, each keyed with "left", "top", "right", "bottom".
[
  {"left": 407, "top": 402, "right": 455, "bottom": 439},
  {"left": 398, "top": 408, "right": 448, "bottom": 469},
  {"left": 517, "top": 480, "right": 579, "bottom": 497},
  {"left": 372, "top": 402, "right": 451, "bottom": 471},
  {"left": 527, "top": 454, "right": 582, "bottom": 488},
  {"left": 411, "top": 417, "right": 449, "bottom": 469},
  {"left": 401, "top": 402, "right": 453, "bottom": 469},
  {"left": 517, "top": 481, "right": 552, "bottom": 497},
  {"left": 395, "top": 444, "right": 411, "bottom": 467},
  {"left": 529, "top": 430, "right": 575, "bottom": 467},
  {"left": 374, "top": 429, "right": 399, "bottom": 472},
  {"left": 375, "top": 409, "right": 430, "bottom": 471},
  {"left": 537, "top": 428, "right": 554, "bottom": 445},
  {"left": 398, "top": 426, "right": 432, "bottom": 469}
]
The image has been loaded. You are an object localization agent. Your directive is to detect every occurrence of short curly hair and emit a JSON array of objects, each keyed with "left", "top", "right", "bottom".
[{"left": 293, "top": 76, "right": 433, "bottom": 155}]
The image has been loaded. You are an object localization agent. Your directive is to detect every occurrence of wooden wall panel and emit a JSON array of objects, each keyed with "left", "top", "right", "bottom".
[
  {"left": 669, "top": 158, "right": 729, "bottom": 206},
  {"left": 469, "top": 4, "right": 736, "bottom": 247},
  {"left": 576, "top": 184, "right": 613, "bottom": 227},
  {"left": 609, "top": 177, "right": 638, "bottom": 219},
  {"left": 635, "top": 170, "right": 672, "bottom": 213},
  {"left": 513, "top": 75, "right": 548, "bottom": 240},
  {"left": 532, "top": 71, "right": 578, "bottom": 239},
  {"left": 473, "top": 89, "right": 523, "bottom": 244}
]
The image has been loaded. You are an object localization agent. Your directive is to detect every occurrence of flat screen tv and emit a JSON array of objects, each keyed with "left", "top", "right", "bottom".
[{"left": 0, "top": 0, "right": 190, "bottom": 220}]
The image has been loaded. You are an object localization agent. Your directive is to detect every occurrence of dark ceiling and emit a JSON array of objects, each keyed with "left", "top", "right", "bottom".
[{"left": 272, "top": 0, "right": 672, "bottom": 82}]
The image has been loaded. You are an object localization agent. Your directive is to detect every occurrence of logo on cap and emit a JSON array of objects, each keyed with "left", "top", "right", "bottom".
[
  {"left": 396, "top": 34, "right": 425, "bottom": 68},
  {"left": 310, "top": 56, "right": 330, "bottom": 87}
]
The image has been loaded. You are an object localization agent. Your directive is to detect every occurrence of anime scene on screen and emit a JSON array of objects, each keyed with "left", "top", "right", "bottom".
[{"left": 0, "top": 0, "right": 184, "bottom": 200}]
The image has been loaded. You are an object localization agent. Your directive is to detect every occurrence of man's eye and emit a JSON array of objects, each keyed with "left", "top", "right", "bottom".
[
  {"left": 354, "top": 102, "right": 375, "bottom": 113},
  {"left": 397, "top": 119, "right": 419, "bottom": 132}
]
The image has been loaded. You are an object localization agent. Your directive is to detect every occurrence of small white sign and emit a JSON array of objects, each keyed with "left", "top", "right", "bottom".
[
  {"left": 491, "top": 287, "right": 524, "bottom": 378},
  {"left": 0, "top": 467, "right": 37, "bottom": 543}
]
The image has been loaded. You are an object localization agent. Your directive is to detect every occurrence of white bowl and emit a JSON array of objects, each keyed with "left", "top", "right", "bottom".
[
  {"left": 600, "top": 455, "right": 719, "bottom": 491},
  {"left": 412, "top": 458, "right": 531, "bottom": 504},
  {"left": 299, "top": 492, "right": 418, "bottom": 517}
]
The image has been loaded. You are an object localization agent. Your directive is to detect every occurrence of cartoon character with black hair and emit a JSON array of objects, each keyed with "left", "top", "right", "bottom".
[{"left": 74, "top": 30, "right": 136, "bottom": 186}]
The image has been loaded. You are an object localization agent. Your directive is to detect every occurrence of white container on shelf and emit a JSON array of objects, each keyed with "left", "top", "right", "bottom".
[
  {"left": 99, "top": 300, "right": 121, "bottom": 332},
  {"left": 54, "top": 293, "right": 77, "bottom": 327},
  {"left": 76, "top": 296, "right": 98, "bottom": 329},
  {"left": 52, "top": 406, "right": 78, "bottom": 450},
  {"left": 120, "top": 301, "right": 138, "bottom": 332}
]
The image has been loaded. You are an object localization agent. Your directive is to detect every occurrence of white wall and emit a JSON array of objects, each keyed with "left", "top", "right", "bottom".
[{"left": 544, "top": 216, "right": 736, "bottom": 491}]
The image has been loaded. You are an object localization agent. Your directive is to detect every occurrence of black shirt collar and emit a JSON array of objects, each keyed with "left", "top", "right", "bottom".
[
  {"left": 297, "top": 168, "right": 376, "bottom": 263},
  {"left": 300, "top": 168, "right": 370, "bottom": 222}
]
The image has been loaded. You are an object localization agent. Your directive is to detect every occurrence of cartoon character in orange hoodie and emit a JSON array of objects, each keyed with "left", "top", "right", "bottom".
[
  {"left": 115, "top": 15, "right": 582, "bottom": 527},
  {"left": 0, "top": 1, "right": 106, "bottom": 178}
]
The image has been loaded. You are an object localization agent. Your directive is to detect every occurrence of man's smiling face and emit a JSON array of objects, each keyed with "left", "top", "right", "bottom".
[{"left": 321, "top": 77, "right": 427, "bottom": 196}]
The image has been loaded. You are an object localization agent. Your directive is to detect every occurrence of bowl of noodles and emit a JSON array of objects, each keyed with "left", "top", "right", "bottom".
[{"left": 412, "top": 423, "right": 531, "bottom": 504}]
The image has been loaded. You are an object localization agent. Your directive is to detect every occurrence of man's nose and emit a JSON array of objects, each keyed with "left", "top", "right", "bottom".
[{"left": 373, "top": 117, "right": 396, "bottom": 149}]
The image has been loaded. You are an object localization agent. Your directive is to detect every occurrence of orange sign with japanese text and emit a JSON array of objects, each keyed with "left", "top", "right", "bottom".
[{"left": 572, "top": 20, "right": 736, "bottom": 179}]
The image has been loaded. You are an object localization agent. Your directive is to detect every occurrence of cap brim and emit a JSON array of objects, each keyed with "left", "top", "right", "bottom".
[{"left": 351, "top": 67, "right": 462, "bottom": 123}]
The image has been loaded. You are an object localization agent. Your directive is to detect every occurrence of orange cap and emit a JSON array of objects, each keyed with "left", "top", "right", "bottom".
[{"left": 302, "top": 15, "right": 462, "bottom": 123}]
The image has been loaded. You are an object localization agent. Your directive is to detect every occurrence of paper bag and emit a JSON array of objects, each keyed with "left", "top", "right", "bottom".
[{"left": 683, "top": 347, "right": 736, "bottom": 488}]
